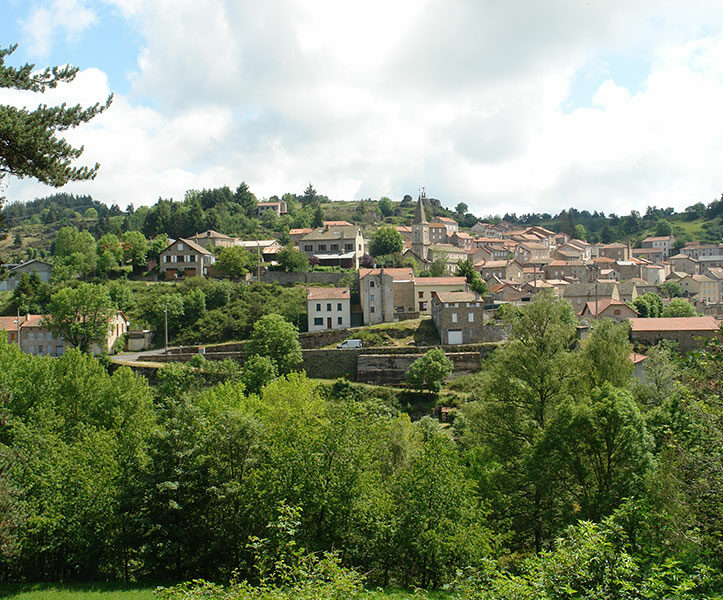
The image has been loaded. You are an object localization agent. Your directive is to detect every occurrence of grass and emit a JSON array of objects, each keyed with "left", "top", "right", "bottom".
[
  {"left": 325, "top": 317, "right": 441, "bottom": 349},
  {"left": 0, "top": 583, "right": 158, "bottom": 600},
  {"left": 0, "top": 584, "right": 451, "bottom": 600}
]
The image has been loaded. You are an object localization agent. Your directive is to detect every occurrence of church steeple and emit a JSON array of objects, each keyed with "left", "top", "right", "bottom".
[
  {"left": 415, "top": 189, "right": 428, "bottom": 224},
  {"left": 411, "top": 188, "right": 430, "bottom": 260}
]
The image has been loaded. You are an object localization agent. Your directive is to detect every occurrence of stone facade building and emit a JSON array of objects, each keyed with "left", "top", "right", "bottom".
[
  {"left": 431, "top": 291, "right": 485, "bottom": 345},
  {"left": 629, "top": 317, "right": 720, "bottom": 353},
  {"left": 160, "top": 238, "right": 216, "bottom": 279}
]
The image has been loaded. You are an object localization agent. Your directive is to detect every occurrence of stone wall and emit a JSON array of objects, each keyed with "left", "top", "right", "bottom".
[
  {"left": 357, "top": 352, "right": 482, "bottom": 385},
  {"left": 479, "top": 323, "right": 511, "bottom": 342},
  {"left": 259, "top": 271, "right": 351, "bottom": 285}
]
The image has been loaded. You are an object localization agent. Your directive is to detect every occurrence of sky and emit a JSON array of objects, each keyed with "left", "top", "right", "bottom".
[{"left": 2, "top": 0, "right": 723, "bottom": 217}]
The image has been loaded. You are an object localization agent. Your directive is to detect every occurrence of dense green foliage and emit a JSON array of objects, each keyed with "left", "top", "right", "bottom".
[{"left": 0, "top": 293, "right": 721, "bottom": 597}]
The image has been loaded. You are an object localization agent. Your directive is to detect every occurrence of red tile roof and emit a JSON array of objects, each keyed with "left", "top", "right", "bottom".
[
  {"left": 629, "top": 317, "right": 720, "bottom": 332},
  {"left": 359, "top": 268, "right": 415, "bottom": 281},
  {"left": 306, "top": 287, "right": 351, "bottom": 300}
]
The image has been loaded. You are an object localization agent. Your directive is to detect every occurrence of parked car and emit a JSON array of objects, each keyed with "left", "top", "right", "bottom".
[{"left": 337, "top": 339, "right": 362, "bottom": 349}]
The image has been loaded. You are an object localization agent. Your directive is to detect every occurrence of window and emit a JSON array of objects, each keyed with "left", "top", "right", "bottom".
[
  {"left": 370, "top": 307, "right": 375, "bottom": 313},
  {"left": 370, "top": 281, "right": 375, "bottom": 288},
  {"left": 316, "top": 303, "right": 321, "bottom": 311},
  {"left": 468, "top": 312, "right": 474, "bottom": 322},
  {"left": 452, "top": 313, "right": 458, "bottom": 323},
  {"left": 337, "top": 316, "right": 342, "bottom": 325},
  {"left": 337, "top": 303, "right": 342, "bottom": 311},
  {"left": 177, "top": 243, "right": 184, "bottom": 250},
  {"left": 319, "top": 244, "right": 327, "bottom": 251},
  {"left": 164, "top": 255, "right": 169, "bottom": 263},
  {"left": 38, "top": 345, "right": 43, "bottom": 354},
  {"left": 29, "top": 332, "right": 34, "bottom": 341},
  {"left": 370, "top": 294, "right": 375, "bottom": 301},
  {"left": 327, "top": 303, "right": 332, "bottom": 311},
  {"left": 345, "top": 244, "right": 353, "bottom": 251},
  {"left": 418, "top": 291, "right": 423, "bottom": 298},
  {"left": 188, "top": 254, "right": 196, "bottom": 262},
  {"left": 304, "top": 245, "right": 313, "bottom": 251},
  {"left": 331, "top": 244, "right": 338, "bottom": 251},
  {"left": 314, "top": 317, "right": 323, "bottom": 326}
]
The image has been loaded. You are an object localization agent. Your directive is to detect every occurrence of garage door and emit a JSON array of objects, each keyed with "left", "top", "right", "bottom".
[{"left": 448, "top": 329, "right": 463, "bottom": 345}]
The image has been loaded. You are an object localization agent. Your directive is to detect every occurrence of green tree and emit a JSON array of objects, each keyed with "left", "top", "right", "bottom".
[
  {"left": 428, "top": 257, "right": 447, "bottom": 277},
  {"left": 241, "top": 355, "right": 278, "bottom": 395},
  {"left": 148, "top": 233, "right": 170, "bottom": 262},
  {"left": 311, "top": 205, "right": 324, "bottom": 228},
  {"left": 369, "top": 226, "right": 404, "bottom": 257},
  {"left": 276, "top": 247, "right": 310, "bottom": 272},
  {"left": 456, "top": 259, "right": 488, "bottom": 296},
  {"left": 302, "top": 183, "right": 318, "bottom": 207},
  {"left": 632, "top": 292, "right": 664, "bottom": 318},
  {"left": 574, "top": 223, "right": 587, "bottom": 240},
  {"left": 660, "top": 281, "right": 682, "bottom": 298},
  {"left": 406, "top": 348, "right": 453, "bottom": 393},
  {"left": 0, "top": 44, "right": 111, "bottom": 199},
  {"left": 577, "top": 319, "right": 633, "bottom": 390},
  {"left": 455, "top": 202, "right": 468, "bottom": 215},
  {"left": 121, "top": 231, "right": 148, "bottom": 268},
  {"left": 378, "top": 196, "right": 393, "bottom": 217},
  {"left": 84, "top": 207, "right": 98, "bottom": 220},
  {"left": 661, "top": 298, "right": 697, "bottom": 317},
  {"left": 247, "top": 314, "right": 302, "bottom": 375},
  {"left": 53, "top": 226, "right": 96, "bottom": 277},
  {"left": 215, "top": 246, "right": 257, "bottom": 279},
  {"left": 234, "top": 181, "right": 258, "bottom": 217},
  {"left": 655, "top": 219, "right": 673, "bottom": 236},
  {"left": 45, "top": 283, "right": 116, "bottom": 353}
]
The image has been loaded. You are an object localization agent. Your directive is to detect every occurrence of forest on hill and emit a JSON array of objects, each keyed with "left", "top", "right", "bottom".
[
  {"left": 2, "top": 186, "right": 721, "bottom": 264},
  {"left": 0, "top": 293, "right": 721, "bottom": 598}
]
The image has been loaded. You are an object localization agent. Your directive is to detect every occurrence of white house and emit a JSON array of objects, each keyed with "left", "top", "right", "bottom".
[{"left": 306, "top": 287, "right": 351, "bottom": 332}]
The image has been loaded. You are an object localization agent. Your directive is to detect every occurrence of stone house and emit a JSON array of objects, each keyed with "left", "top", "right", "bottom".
[
  {"left": 450, "top": 231, "right": 474, "bottom": 249},
  {"left": 431, "top": 291, "right": 485, "bottom": 345},
  {"left": 641, "top": 264, "right": 666, "bottom": 284},
  {"left": 428, "top": 244, "right": 468, "bottom": 273},
  {"left": 470, "top": 222, "right": 503, "bottom": 238},
  {"left": 0, "top": 260, "right": 53, "bottom": 291},
  {"left": 563, "top": 282, "right": 619, "bottom": 314},
  {"left": 668, "top": 254, "right": 699, "bottom": 276},
  {"left": 478, "top": 260, "right": 524, "bottom": 283},
  {"left": 414, "top": 276, "right": 468, "bottom": 315},
  {"left": 306, "top": 287, "right": 351, "bottom": 332},
  {"left": 615, "top": 260, "right": 643, "bottom": 281},
  {"left": 580, "top": 299, "right": 638, "bottom": 322},
  {"left": 191, "top": 230, "right": 237, "bottom": 249},
  {"left": 359, "top": 267, "right": 415, "bottom": 325},
  {"left": 297, "top": 225, "right": 365, "bottom": 269},
  {"left": 544, "top": 260, "right": 590, "bottom": 282},
  {"left": 616, "top": 280, "right": 639, "bottom": 304},
  {"left": 704, "top": 268, "right": 723, "bottom": 303},
  {"left": 256, "top": 200, "right": 288, "bottom": 217},
  {"left": 428, "top": 220, "right": 448, "bottom": 244},
  {"left": 678, "top": 274, "right": 718, "bottom": 304},
  {"left": 436, "top": 216, "right": 460, "bottom": 236},
  {"left": 641, "top": 235, "right": 675, "bottom": 259},
  {"left": 515, "top": 242, "right": 550, "bottom": 263},
  {"left": 160, "top": 238, "right": 216, "bottom": 279},
  {"left": 599, "top": 243, "right": 631, "bottom": 261},
  {"left": 0, "top": 311, "right": 128, "bottom": 356},
  {"left": 632, "top": 247, "right": 665, "bottom": 263},
  {"left": 629, "top": 317, "right": 720, "bottom": 353}
]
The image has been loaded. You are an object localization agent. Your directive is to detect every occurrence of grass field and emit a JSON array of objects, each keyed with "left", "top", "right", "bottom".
[{"left": 0, "top": 584, "right": 451, "bottom": 600}]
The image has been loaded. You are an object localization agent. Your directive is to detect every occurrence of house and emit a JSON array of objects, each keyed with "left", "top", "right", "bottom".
[
  {"left": 395, "top": 225, "right": 413, "bottom": 242},
  {"left": 641, "top": 235, "right": 675, "bottom": 259},
  {"left": 489, "top": 282, "right": 526, "bottom": 302},
  {"left": 359, "top": 267, "right": 415, "bottom": 325},
  {"left": 630, "top": 352, "right": 649, "bottom": 380},
  {"left": 436, "top": 216, "right": 460, "bottom": 236},
  {"left": 683, "top": 242, "right": 723, "bottom": 260},
  {"left": 599, "top": 243, "right": 631, "bottom": 261},
  {"left": 297, "top": 225, "right": 365, "bottom": 269},
  {"left": 428, "top": 220, "right": 448, "bottom": 244},
  {"left": 323, "top": 220, "right": 353, "bottom": 227},
  {"left": 478, "top": 260, "right": 524, "bottom": 283},
  {"left": 668, "top": 254, "right": 699, "bottom": 276},
  {"left": 159, "top": 238, "right": 216, "bottom": 279},
  {"left": 641, "top": 264, "right": 666, "bottom": 284},
  {"left": 470, "top": 222, "right": 503, "bottom": 238},
  {"left": 306, "top": 287, "right": 351, "bottom": 332},
  {"left": 0, "top": 311, "right": 128, "bottom": 356},
  {"left": 615, "top": 260, "right": 643, "bottom": 281},
  {"left": 191, "top": 230, "right": 237, "bottom": 249},
  {"left": 704, "top": 268, "right": 723, "bottom": 304},
  {"left": 256, "top": 200, "right": 287, "bottom": 217},
  {"left": 563, "top": 282, "right": 619, "bottom": 314},
  {"left": 616, "top": 280, "right": 639, "bottom": 304},
  {"left": 678, "top": 274, "right": 718, "bottom": 304},
  {"left": 429, "top": 244, "right": 468, "bottom": 273},
  {"left": 289, "top": 228, "right": 313, "bottom": 246},
  {"left": 0, "top": 260, "right": 53, "bottom": 291},
  {"left": 632, "top": 247, "right": 665, "bottom": 263},
  {"left": 629, "top": 317, "right": 720, "bottom": 353},
  {"left": 431, "top": 291, "right": 484, "bottom": 345},
  {"left": 580, "top": 299, "right": 638, "bottom": 322},
  {"left": 515, "top": 242, "right": 550, "bottom": 263},
  {"left": 127, "top": 329, "right": 153, "bottom": 351},
  {"left": 544, "top": 260, "right": 589, "bottom": 282},
  {"left": 414, "top": 276, "right": 468, "bottom": 315},
  {"left": 450, "top": 231, "right": 474, "bottom": 249}
]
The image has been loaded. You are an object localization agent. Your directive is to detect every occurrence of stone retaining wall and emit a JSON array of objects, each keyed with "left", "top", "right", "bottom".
[{"left": 259, "top": 271, "right": 350, "bottom": 285}]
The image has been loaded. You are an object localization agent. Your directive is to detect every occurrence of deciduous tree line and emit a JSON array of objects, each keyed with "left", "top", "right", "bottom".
[{"left": 0, "top": 292, "right": 721, "bottom": 596}]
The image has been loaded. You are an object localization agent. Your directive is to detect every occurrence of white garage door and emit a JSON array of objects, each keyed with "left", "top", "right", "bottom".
[{"left": 448, "top": 329, "right": 463, "bottom": 345}]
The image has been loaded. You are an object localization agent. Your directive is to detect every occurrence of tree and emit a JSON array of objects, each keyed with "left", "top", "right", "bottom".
[
  {"left": 428, "top": 258, "right": 447, "bottom": 277},
  {"left": 456, "top": 259, "right": 488, "bottom": 296},
  {"left": 311, "top": 205, "right": 324, "bottom": 228},
  {"left": 405, "top": 348, "right": 453, "bottom": 393},
  {"left": 660, "top": 281, "right": 682, "bottom": 298},
  {"left": 241, "top": 355, "right": 278, "bottom": 395},
  {"left": 455, "top": 202, "right": 468, "bottom": 216},
  {"left": 276, "top": 247, "right": 309, "bottom": 272},
  {"left": 661, "top": 298, "right": 697, "bottom": 317},
  {"left": 369, "top": 226, "right": 404, "bottom": 257},
  {"left": 577, "top": 319, "right": 633, "bottom": 390},
  {"left": 655, "top": 219, "right": 673, "bottom": 236},
  {"left": 121, "top": 231, "right": 148, "bottom": 268},
  {"left": 573, "top": 223, "right": 587, "bottom": 240},
  {"left": 234, "top": 182, "right": 257, "bottom": 217},
  {"left": 246, "top": 314, "right": 302, "bottom": 375},
  {"left": 302, "top": 183, "right": 318, "bottom": 207},
  {"left": 378, "top": 196, "right": 393, "bottom": 217},
  {"left": 0, "top": 45, "right": 111, "bottom": 201},
  {"left": 632, "top": 292, "right": 664, "bottom": 318},
  {"left": 45, "top": 283, "right": 116, "bottom": 353},
  {"left": 215, "top": 246, "right": 257, "bottom": 279}
]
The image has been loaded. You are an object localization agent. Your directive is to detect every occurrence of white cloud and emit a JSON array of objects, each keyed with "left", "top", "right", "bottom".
[
  {"left": 7, "top": 1, "right": 723, "bottom": 216},
  {"left": 19, "top": 0, "right": 97, "bottom": 58}
]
